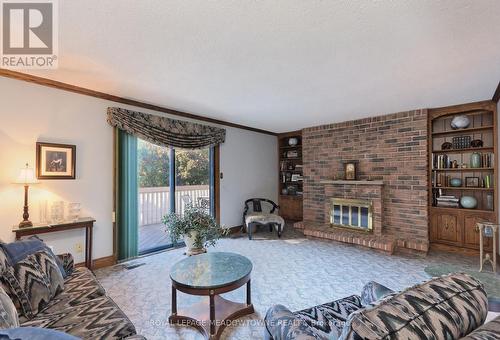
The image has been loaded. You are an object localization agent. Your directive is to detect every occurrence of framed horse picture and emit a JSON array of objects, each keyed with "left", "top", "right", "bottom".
[{"left": 36, "top": 142, "right": 76, "bottom": 179}]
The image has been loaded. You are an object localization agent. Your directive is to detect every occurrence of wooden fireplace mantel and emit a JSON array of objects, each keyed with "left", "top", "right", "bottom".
[{"left": 320, "top": 180, "right": 384, "bottom": 186}]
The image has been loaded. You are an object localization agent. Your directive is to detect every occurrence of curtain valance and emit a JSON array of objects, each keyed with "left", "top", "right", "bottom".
[{"left": 106, "top": 107, "right": 226, "bottom": 149}]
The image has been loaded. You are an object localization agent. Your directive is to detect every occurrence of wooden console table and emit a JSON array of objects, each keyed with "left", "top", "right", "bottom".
[{"left": 12, "top": 217, "right": 95, "bottom": 269}]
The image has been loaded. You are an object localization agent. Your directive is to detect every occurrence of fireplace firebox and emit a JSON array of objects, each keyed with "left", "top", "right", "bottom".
[{"left": 330, "top": 198, "right": 373, "bottom": 232}]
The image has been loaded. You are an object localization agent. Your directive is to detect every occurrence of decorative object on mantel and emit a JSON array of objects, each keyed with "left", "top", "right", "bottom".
[
  {"left": 14, "top": 163, "right": 39, "bottom": 228},
  {"left": 441, "top": 142, "right": 452, "bottom": 150},
  {"left": 470, "top": 139, "right": 484, "bottom": 148},
  {"left": 477, "top": 223, "right": 497, "bottom": 273},
  {"left": 36, "top": 142, "right": 76, "bottom": 179},
  {"left": 288, "top": 137, "right": 298, "bottom": 146},
  {"left": 342, "top": 160, "right": 359, "bottom": 180},
  {"left": 107, "top": 107, "right": 226, "bottom": 149},
  {"left": 460, "top": 196, "right": 478, "bottom": 209},
  {"left": 450, "top": 115, "right": 471, "bottom": 129}
]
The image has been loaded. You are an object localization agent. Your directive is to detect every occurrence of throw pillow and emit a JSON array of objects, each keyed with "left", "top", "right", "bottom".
[
  {"left": 360, "top": 281, "right": 394, "bottom": 306},
  {"left": 3, "top": 249, "right": 64, "bottom": 319},
  {"left": 0, "top": 285, "right": 19, "bottom": 329},
  {"left": 0, "top": 236, "right": 66, "bottom": 278},
  {"left": 0, "top": 327, "right": 80, "bottom": 340}
]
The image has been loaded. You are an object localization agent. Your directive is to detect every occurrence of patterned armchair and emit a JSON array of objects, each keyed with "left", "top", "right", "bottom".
[{"left": 243, "top": 198, "right": 285, "bottom": 240}]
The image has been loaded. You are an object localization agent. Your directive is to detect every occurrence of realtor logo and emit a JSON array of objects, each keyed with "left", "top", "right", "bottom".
[{"left": 1, "top": 0, "right": 58, "bottom": 69}]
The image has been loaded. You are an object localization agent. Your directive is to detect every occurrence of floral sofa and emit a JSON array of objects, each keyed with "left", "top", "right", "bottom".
[
  {"left": 0, "top": 237, "right": 144, "bottom": 339},
  {"left": 265, "top": 273, "right": 500, "bottom": 340}
]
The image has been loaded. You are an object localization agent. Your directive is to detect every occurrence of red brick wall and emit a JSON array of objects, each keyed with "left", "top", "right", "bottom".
[{"left": 302, "top": 109, "right": 429, "bottom": 246}]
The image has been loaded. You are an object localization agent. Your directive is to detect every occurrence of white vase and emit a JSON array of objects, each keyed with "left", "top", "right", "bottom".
[{"left": 183, "top": 232, "right": 206, "bottom": 256}]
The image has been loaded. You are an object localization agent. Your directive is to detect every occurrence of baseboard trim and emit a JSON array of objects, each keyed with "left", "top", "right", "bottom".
[{"left": 75, "top": 255, "right": 116, "bottom": 270}]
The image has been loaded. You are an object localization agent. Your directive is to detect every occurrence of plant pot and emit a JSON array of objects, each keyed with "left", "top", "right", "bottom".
[{"left": 183, "top": 232, "right": 206, "bottom": 256}]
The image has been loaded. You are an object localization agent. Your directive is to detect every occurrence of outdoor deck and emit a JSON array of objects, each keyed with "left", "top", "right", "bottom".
[
  {"left": 138, "top": 184, "right": 209, "bottom": 253},
  {"left": 138, "top": 223, "right": 173, "bottom": 253}
]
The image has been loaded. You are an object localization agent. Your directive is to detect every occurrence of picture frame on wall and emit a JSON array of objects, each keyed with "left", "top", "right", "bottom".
[
  {"left": 465, "top": 176, "right": 479, "bottom": 188},
  {"left": 36, "top": 142, "right": 76, "bottom": 179}
]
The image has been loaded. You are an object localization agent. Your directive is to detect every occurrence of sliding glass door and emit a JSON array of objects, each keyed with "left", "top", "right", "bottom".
[{"left": 137, "top": 139, "right": 215, "bottom": 254}]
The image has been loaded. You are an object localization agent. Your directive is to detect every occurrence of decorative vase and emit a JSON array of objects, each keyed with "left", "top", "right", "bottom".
[
  {"left": 183, "top": 232, "right": 206, "bottom": 256},
  {"left": 449, "top": 178, "right": 462, "bottom": 187},
  {"left": 460, "top": 196, "right": 477, "bottom": 209},
  {"left": 288, "top": 138, "right": 298, "bottom": 146},
  {"left": 451, "top": 115, "right": 471, "bottom": 129},
  {"left": 470, "top": 153, "right": 481, "bottom": 168}
]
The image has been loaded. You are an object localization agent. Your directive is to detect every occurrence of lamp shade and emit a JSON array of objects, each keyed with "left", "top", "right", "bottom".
[{"left": 15, "top": 163, "right": 39, "bottom": 184}]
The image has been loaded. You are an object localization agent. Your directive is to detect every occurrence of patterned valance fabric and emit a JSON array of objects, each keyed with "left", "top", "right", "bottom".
[{"left": 107, "top": 107, "right": 226, "bottom": 149}]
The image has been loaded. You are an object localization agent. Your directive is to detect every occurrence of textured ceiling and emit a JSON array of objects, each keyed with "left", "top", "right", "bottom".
[{"left": 25, "top": 0, "right": 500, "bottom": 132}]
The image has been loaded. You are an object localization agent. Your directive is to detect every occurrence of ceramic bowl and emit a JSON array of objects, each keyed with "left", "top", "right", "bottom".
[
  {"left": 449, "top": 178, "right": 462, "bottom": 187},
  {"left": 460, "top": 196, "right": 477, "bottom": 209}
]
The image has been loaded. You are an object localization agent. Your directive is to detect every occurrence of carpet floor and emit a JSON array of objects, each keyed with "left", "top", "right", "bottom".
[{"left": 95, "top": 228, "right": 498, "bottom": 340}]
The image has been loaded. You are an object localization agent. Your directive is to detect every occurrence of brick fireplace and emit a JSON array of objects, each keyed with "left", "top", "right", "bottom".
[{"left": 299, "top": 109, "right": 429, "bottom": 253}]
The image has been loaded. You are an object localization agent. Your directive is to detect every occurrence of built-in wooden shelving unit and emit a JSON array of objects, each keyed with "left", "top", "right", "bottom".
[
  {"left": 428, "top": 101, "right": 498, "bottom": 253},
  {"left": 278, "top": 131, "right": 303, "bottom": 221}
]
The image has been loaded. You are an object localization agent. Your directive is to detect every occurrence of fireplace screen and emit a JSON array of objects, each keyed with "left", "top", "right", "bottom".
[{"left": 330, "top": 198, "right": 373, "bottom": 231}]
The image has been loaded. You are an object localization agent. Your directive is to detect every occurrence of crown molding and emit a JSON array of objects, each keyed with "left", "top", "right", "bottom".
[{"left": 0, "top": 69, "right": 277, "bottom": 136}]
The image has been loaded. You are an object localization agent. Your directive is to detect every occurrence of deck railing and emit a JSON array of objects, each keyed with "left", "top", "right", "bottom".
[{"left": 139, "top": 185, "right": 210, "bottom": 226}]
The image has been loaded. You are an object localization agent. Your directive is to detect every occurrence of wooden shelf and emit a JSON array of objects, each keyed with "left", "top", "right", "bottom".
[
  {"left": 432, "top": 168, "right": 494, "bottom": 171},
  {"left": 279, "top": 145, "right": 302, "bottom": 150},
  {"left": 432, "top": 187, "right": 494, "bottom": 191},
  {"left": 432, "top": 147, "right": 494, "bottom": 154},
  {"left": 431, "top": 125, "right": 493, "bottom": 137},
  {"left": 430, "top": 206, "right": 495, "bottom": 214}
]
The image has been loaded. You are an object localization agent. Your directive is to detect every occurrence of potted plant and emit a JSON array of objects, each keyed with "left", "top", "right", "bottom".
[{"left": 162, "top": 205, "right": 228, "bottom": 255}]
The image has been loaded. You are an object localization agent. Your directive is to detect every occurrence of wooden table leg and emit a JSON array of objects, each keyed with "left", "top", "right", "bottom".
[
  {"left": 85, "top": 225, "right": 92, "bottom": 269},
  {"left": 246, "top": 280, "right": 251, "bottom": 305},
  {"left": 171, "top": 286, "right": 177, "bottom": 316},
  {"left": 209, "top": 294, "right": 215, "bottom": 337}
]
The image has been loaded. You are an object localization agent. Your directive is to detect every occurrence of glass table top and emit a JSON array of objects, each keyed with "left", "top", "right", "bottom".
[{"left": 170, "top": 252, "right": 252, "bottom": 289}]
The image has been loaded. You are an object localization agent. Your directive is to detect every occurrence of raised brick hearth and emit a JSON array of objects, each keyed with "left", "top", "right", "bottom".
[{"left": 301, "top": 109, "right": 429, "bottom": 253}]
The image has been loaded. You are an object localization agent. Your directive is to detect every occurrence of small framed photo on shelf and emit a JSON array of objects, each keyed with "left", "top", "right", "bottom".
[
  {"left": 36, "top": 142, "right": 76, "bottom": 179},
  {"left": 465, "top": 177, "right": 479, "bottom": 188}
]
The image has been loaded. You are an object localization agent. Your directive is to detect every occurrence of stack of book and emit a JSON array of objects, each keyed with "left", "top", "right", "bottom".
[
  {"left": 432, "top": 154, "right": 452, "bottom": 169},
  {"left": 481, "top": 153, "right": 494, "bottom": 168},
  {"left": 436, "top": 195, "right": 459, "bottom": 208}
]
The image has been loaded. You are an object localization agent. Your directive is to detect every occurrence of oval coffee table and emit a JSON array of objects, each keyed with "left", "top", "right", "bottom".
[{"left": 169, "top": 252, "right": 254, "bottom": 339}]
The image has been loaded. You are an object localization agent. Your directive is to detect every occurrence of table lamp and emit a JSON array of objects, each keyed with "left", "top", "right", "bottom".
[{"left": 15, "top": 163, "right": 39, "bottom": 228}]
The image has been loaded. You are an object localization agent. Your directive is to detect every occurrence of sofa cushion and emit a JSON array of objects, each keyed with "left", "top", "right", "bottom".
[
  {"left": 2, "top": 249, "right": 64, "bottom": 319},
  {"left": 460, "top": 315, "right": 500, "bottom": 340},
  {"left": 340, "top": 273, "right": 488, "bottom": 340},
  {"left": 265, "top": 304, "right": 321, "bottom": 340},
  {"left": 0, "top": 285, "right": 19, "bottom": 329},
  {"left": 31, "top": 268, "right": 106, "bottom": 316},
  {"left": 294, "top": 295, "right": 363, "bottom": 339},
  {"left": 21, "top": 295, "right": 138, "bottom": 340},
  {"left": 0, "top": 327, "right": 80, "bottom": 339}
]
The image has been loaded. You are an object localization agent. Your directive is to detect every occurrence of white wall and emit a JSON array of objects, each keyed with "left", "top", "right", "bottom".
[{"left": 0, "top": 77, "right": 277, "bottom": 263}]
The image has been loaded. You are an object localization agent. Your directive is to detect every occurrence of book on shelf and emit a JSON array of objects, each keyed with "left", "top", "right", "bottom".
[{"left": 436, "top": 202, "right": 459, "bottom": 208}]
